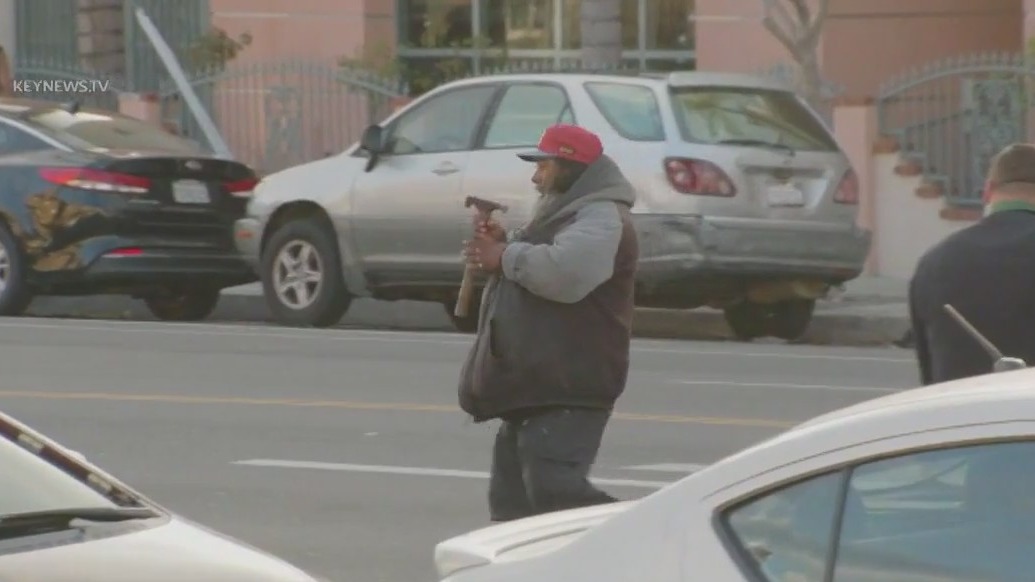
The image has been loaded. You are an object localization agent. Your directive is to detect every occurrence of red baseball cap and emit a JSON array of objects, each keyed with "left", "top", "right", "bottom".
[{"left": 518, "top": 124, "right": 603, "bottom": 165}]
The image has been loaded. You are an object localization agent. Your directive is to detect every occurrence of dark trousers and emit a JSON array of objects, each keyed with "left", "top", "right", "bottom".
[{"left": 488, "top": 406, "right": 619, "bottom": 522}]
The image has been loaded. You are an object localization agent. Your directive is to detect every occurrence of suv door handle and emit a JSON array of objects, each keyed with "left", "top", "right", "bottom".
[{"left": 433, "top": 162, "right": 459, "bottom": 176}]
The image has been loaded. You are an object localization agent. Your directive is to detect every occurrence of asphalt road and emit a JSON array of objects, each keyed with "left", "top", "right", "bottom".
[{"left": 0, "top": 317, "right": 921, "bottom": 581}]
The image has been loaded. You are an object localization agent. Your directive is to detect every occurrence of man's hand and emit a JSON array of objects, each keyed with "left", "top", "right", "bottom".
[
  {"left": 463, "top": 232, "right": 507, "bottom": 273},
  {"left": 472, "top": 214, "right": 507, "bottom": 242}
]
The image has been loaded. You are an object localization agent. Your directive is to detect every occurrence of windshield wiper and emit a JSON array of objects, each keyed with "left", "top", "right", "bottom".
[
  {"left": 0, "top": 506, "right": 157, "bottom": 538},
  {"left": 717, "top": 138, "right": 795, "bottom": 156}
]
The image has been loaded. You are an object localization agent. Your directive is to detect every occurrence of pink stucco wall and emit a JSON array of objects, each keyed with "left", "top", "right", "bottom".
[{"left": 695, "top": 0, "right": 1022, "bottom": 98}]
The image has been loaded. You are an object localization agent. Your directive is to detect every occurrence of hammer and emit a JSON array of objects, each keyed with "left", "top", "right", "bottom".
[{"left": 455, "top": 195, "right": 508, "bottom": 318}]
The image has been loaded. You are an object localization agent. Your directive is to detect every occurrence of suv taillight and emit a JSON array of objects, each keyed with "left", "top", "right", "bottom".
[
  {"left": 664, "top": 157, "right": 736, "bottom": 197},
  {"left": 834, "top": 169, "right": 858, "bottom": 205}
]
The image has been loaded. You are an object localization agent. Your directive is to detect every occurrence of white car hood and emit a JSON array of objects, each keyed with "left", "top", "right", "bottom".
[
  {"left": 434, "top": 500, "right": 638, "bottom": 579},
  {"left": 0, "top": 515, "right": 317, "bottom": 581}
]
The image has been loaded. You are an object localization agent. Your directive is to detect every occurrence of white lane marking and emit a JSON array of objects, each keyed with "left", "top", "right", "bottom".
[
  {"left": 0, "top": 318, "right": 913, "bottom": 363},
  {"left": 620, "top": 463, "right": 707, "bottom": 473},
  {"left": 674, "top": 380, "right": 901, "bottom": 393},
  {"left": 232, "top": 459, "right": 673, "bottom": 489}
]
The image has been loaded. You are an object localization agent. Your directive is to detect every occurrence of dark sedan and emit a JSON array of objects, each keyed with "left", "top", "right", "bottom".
[{"left": 0, "top": 97, "right": 258, "bottom": 320}]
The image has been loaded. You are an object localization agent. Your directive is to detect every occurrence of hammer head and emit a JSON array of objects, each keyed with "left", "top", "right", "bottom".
[{"left": 465, "top": 195, "right": 508, "bottom": 215}]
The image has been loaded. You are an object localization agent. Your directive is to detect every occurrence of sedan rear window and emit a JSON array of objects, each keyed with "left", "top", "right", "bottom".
[
  {"left": 24, "top": 109, "right": 205, "bottom": 154},
  {"left": 670, "top": 87, "right": 838, "bottom": 152},
  {"left": 584, "top": 82, "right": 665, "bottom": 141}
]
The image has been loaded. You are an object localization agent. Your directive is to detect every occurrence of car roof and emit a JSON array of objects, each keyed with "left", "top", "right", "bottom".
[
  {"left": 796, "top": 367, "right": 1035, "bottom": 430},
  {"left": 439, "top": 70, "right": 794, "bottom": 93},
  {"left": 691, "top": 368, "right": 1035, "bottom": 492}
]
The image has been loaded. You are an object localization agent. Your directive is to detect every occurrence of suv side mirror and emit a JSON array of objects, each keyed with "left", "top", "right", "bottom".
[{"left": 360, "top": 125, "right": 385, "bottom": 172}]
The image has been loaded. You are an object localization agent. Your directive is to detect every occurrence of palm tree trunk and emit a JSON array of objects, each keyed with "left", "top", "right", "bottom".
[
  {"left": 0, "top": 45, "right": 11, "bottom": 96},
  {"left": 579, "top": 0, "right": 622, "bottom": 69}
]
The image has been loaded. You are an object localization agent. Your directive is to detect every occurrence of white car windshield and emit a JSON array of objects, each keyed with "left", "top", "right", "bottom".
[{"left": 0, "top": 427, "right": 123, "bottom": 516}]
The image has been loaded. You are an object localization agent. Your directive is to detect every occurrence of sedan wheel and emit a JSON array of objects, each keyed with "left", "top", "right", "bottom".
[{"left": 0, "top": 224, "right": 33, "bottom": 316}]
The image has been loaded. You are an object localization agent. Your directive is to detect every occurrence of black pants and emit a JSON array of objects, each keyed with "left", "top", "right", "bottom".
[{"left": 488, "top": 406, "right": 619, "bottom": 522}]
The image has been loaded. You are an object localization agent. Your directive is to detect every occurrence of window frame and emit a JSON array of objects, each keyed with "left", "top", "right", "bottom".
[
  {"left": 380, "top": 82, "right": 504, "bottom": 157},
  {"left": 713, "top": 467, "right": 851, "bottom": 582},
  {"left": 583, "top": 80, "right": 666, "bottom": 142},
  {"left": 711, "top": 435, "right": 1035, "bottom": 582},
  {"left": 474, "top": 80, "right": 577, "bottom": 152}
]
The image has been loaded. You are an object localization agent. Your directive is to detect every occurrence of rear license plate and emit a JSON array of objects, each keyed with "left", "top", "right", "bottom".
[
  {"left": 766, "top": 183, "right": 804, "bottom": 207},
  {"left": 172, "top": 180, "right": 211, "bottom": 204}
]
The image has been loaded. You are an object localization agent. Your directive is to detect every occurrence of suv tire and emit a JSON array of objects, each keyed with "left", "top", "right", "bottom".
[
  {"left": 145, "top": 288, "right": 220, "bottom": 321},
  {"left": 723, "top": 299, "right": 815, "bottom": 342},
  {"left": 262, "top": 218, "right": 351, "bottom": 328}
]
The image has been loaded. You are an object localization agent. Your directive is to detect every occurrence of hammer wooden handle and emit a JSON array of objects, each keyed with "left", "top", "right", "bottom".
[{"left": 454, "top": 264, "right": 477, "bottom": 318}]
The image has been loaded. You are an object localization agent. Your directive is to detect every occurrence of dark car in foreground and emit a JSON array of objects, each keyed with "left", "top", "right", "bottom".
[
  {"left": 0, "top": 405, "right": 322, "bottom": 581},
  {"left": 0, "top": 97, "right": 258, "bottom": 320}
]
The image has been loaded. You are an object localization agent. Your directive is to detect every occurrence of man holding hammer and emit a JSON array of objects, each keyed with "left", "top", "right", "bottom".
[{"left": 459, "top": 124, "right": 639, "bottom": 522}]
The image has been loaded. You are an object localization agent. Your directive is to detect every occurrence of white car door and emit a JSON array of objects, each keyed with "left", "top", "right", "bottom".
[
  {"left": 462, "top": 81, "right": 576, "bottom": 232},
  {"left": 689, "top": 421, "right": 1035, "bottom": 582},
  {"left": 349, "top": 82, "right": 501, "bottom": 282}
]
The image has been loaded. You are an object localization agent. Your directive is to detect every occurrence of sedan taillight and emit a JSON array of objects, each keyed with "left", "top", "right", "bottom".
[
  {"left": 224, "top": 177, "right": 259, "bottom": 198},
  {"left": 39, "top": 167, "right": 151, "bottom": 194}
]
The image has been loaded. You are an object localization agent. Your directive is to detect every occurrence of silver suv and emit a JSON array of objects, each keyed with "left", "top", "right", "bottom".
[{"left": 234, "top": 72, "right": 870, "bottom": 340}]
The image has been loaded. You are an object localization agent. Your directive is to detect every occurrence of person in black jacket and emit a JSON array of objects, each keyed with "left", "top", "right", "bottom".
[{"left": 909, "top": 143, "right": 1035, "bottom": 385}]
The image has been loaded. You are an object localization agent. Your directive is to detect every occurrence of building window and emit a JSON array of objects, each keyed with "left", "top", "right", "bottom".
[
  {"left": 397, "top": 0, "right": 695, "bottom": 75},
  {"left": 401, "top": 0, "right": 473, "bottom": 48},
  {"left": 561, "top": 0, "right": 639, "bottom": 50},
  {"left": 481, "top": 0, "right": 555, "bottom": 50},
  {"left": 644, "top": 0, "right": 692, "bottom": 50}
]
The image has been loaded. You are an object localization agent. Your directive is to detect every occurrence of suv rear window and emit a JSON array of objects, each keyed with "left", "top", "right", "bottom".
[
  {"left": 25, "top": 109, "right": 205, "bottom": 154},
  {"left": 584, "top": 82, "right": 665, "bottom": 141},
  {"left": 670, "top": 87, "right": 838, "bottom": 152}
]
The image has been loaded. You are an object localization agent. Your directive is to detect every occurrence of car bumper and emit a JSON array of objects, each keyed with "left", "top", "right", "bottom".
[
  {"left": 30, "top": 236, "right": 258, "bottom": 294},
  {"left": 233, "top": 217, "right": 263, "bottom": 270},
  {"left": 634, "top": 214, "right": 871, "bottom": 285}
]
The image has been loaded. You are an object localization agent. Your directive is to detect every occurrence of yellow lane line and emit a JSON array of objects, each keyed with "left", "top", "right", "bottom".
[{"left": 0, "top": 390, "right": 796, "bottom": 429}]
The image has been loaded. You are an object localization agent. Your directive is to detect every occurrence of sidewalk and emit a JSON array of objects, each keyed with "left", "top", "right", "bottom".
[{"left": 25, "top": 275, "right": 911, "bottom": 347}]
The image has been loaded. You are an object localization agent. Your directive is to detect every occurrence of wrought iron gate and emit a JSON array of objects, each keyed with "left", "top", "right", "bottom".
[{"left": 877, "top": 53, "right": 1035, "bottom": 208}]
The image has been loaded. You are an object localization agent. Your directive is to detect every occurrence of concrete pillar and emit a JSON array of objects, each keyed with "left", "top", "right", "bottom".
[
  {"left": 118, "top": 92, "right": 161, "bottom": 123},
  {"left": 1026, "top": 0, "right": 1035, "bottom": 42},
  {"left": 832, "top": 98, "right": 879, "bottom": 275}
]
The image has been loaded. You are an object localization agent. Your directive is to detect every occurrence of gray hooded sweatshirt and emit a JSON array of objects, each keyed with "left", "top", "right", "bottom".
[{"left": 457, "top": 154, "right": 639, "bottom": 422}]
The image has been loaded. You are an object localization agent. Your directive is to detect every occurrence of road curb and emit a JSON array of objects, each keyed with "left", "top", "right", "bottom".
[{"left": 24, "top": 292, "right": 910, "bottom": 347}]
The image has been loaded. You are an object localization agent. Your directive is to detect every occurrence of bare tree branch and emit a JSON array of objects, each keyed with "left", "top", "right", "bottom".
[
  {"left": 760, "top": 0, "right": 802, "bottom": 56},
  {"left": 759, "top": 0, "right": 831, "bottom": 108},
  {"left": 802, "top": 0, "right": 832, "bottom": 48},
  {"left": 788, "top": 0, "right": 811, "bottom": 28}
]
